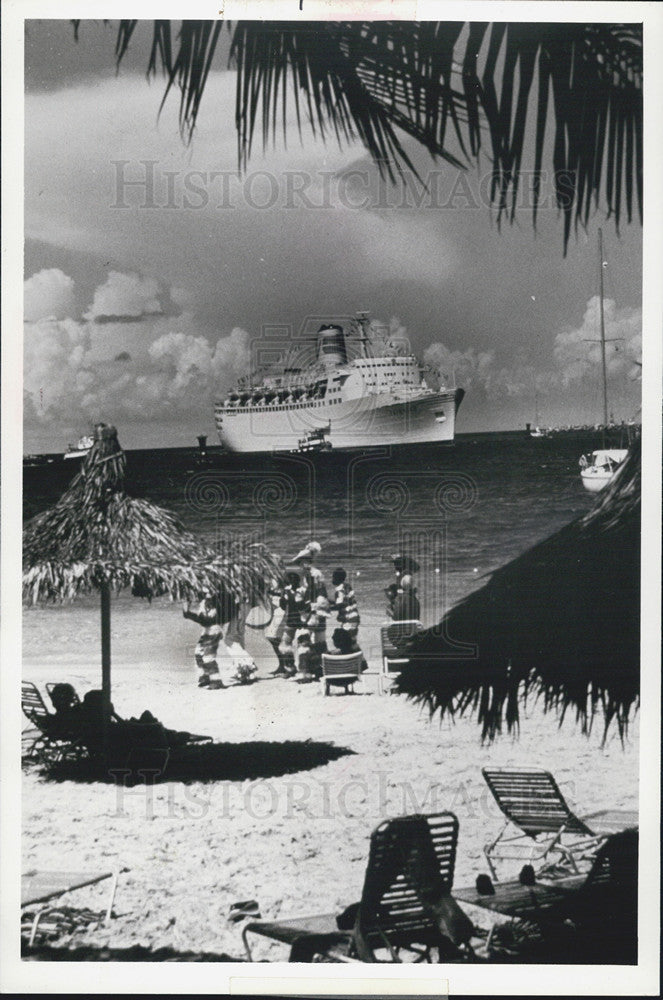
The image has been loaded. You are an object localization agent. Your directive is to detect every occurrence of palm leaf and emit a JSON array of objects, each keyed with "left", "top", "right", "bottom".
[
  {"left": 395, "top": 440, "right": 641, "bottom": 742},
  {"left": 73, "top": 19, "right": 642, "bottom": 248}
]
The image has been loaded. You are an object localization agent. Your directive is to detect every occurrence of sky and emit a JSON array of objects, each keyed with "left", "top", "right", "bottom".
[{"left": 23, "top": 19, "right": 643, "bottom": 452}]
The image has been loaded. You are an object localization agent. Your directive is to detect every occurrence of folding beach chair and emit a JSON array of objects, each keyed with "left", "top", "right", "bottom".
[
  {"left": 320, "top": 652, "right": 364, "bottom": 696},
  {"left": 379, "top": 620, "right": 424, "bottom": 695},
  {"left": 242, "top": 812, "right": 476, "bottom": 963},
  {"left": 455, "top": 829, "right": 638, "bottom": 959},
  {"left": 21, "top": 681, "right": 87, "bottom": 765},
  {"left": 21, "top": 867, "right": 126, "bottom": 947},
  {"left": 482, "top": 767, "right": 637, "bottom": 879}
]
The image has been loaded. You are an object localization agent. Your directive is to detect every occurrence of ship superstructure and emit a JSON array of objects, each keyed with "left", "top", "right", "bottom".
[{"left": 214, "top": 313, "right": 464, "bottom": 453}]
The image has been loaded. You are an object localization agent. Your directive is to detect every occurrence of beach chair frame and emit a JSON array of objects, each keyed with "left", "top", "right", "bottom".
[
  {"left": 320, "top": 652, "right": 364, "bottom": 696},
  {"left": 379, "top": 620, "right": 424, "bottom": 695},
  {"left": 21, "top": 867, "right": 125, "bottom": 947},
  {"left": 481, "top": 767, "right": 604, "bottom": 880},
  {"left": 455, "top": 828, "right": 638, "bottom": 958},
  {"left": 242, "top": 811, "right": 475, "bottom": 963},
  {"left": 21, "top": 681, "right": 87, "bottom": 765}
]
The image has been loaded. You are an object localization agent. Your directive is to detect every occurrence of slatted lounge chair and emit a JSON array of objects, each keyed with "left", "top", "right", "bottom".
[
  {"left": 379, "top": 620, "right": 424, "bottom": 695},
  {"left": 320, "top": 652, "right": 364, "bottom": 695},
  {"left": 21, "top": 681, "right": 87, "bottom": 765},
  {"left": 21, "top": 867, "right": 125, "bottom": 946},
  {"left": 455, "top": 829, "right": 638, "bottom": 959},
  {"left": 242, "top": 812, "right": 476, "bottom": 963},
  {"left": 482, "top": 767, "right": 638, "bottom": 879}
]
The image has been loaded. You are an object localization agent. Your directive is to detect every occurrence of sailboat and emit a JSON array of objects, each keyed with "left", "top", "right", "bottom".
[
  {"left": 529, "top": 389, "right": 549, "bottom": 437},
  {"left": 579, "top": 229, "right": 628, "bottom": 493}
]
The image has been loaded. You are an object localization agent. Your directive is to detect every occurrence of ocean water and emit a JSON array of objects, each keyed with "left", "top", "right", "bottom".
[{"left": 24, "top": 431, "right": 603, "bottom": 633}]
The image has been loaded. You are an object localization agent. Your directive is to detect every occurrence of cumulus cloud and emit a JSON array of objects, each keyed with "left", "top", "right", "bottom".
[
  {"left": 553, "top": 296, "right": 642, "bottom": 385},
  {"left": 85, "top": 271, "right": 162, "bottom": 322},
  {"left": 424, "top": 341, "right": 496, "bottom": 391},
  {"left": 24, "top": 268, "right": 76, "bottom": 322},
  {"left": 24, "top": 310, "right": 251, "bottom": 432}
]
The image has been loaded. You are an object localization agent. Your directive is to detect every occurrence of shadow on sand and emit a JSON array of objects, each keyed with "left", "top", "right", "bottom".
[
  {"left": 22, "top": 942, "right": 240, "bottom": 961},
  {"left": 42, "top": 740, "right": 355, "bottom": 785}
]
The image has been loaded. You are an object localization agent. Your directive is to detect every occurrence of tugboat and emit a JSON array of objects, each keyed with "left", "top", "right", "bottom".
[
  {"left": 293, "top": 424, "right": 333, "bottom": 454},
  {"left": 64, "top": 434, "right": 94, "bottom": 460}
]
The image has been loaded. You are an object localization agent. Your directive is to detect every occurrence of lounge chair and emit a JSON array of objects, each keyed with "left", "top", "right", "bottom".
[
  {"left": 482, "top": 767, "right": 638, "bottom": 879},
  {"left": 21, "top": 867, "right": 125, "bottom": 947},
  {"left": 455, "top": 829, "right": 638, "bottom": 960},
  {"left": 242, "top": 812, "right": 476, "bottom": 962},
  {"left": 379, "top": 620, "right": 424, "bottom": 695},
  {"left": 320, "top": 652, "right": 364, "bottom": 696},
  {"left": 21, "top": 681, "right": 87, "bottom": 765}
]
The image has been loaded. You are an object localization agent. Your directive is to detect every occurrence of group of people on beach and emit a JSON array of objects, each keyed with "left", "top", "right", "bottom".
[{"left": 183, "top": 541, "right": 421, "bottom": 689}]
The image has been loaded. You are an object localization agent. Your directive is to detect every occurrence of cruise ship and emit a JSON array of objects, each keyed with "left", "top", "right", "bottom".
[{"left": 214, "top": 312, "right": 465, "bottom": 453}]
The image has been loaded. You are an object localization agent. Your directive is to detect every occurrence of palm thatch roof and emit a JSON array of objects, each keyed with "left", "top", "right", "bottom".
[
  {"left": 395, "top": 439, "right": 640, "bottom": 741},
  {"left": 23, "top": 424, "right": 281, "bottom": 609}
]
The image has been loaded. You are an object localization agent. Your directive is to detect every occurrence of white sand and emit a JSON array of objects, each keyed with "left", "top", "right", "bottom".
[{"left": 22, "top": 597, "right": 639, "bottom": 959}]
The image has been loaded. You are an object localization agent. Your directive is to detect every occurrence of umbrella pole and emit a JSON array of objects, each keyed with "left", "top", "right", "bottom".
[{"left": 101, "top": 582, "right": 112, "bottom": 761}]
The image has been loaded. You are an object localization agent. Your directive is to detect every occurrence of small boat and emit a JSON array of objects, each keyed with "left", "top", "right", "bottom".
[
  {"left": 580, "top": 449, "right": 628, "bottom": 492},
  {"left": 293, "top": 424, "right": 332, "bottom": 454},
  {"left": 64, "top": 435, "right": 93, "bottom": 460}
]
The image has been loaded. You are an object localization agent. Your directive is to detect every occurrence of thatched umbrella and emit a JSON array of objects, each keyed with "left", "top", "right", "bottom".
[
  {"left": 395, "top": 439, "right": 640, "bottom": 741},
  {"left": 23, "top": 424, "right": 281, "bottom": 754}
]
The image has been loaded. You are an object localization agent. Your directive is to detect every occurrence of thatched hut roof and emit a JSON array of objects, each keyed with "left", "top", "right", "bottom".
[
  {"left": 23, "top": 424, "right": 281, "bottom": 610},
  {"left": 395, "top": 439, "right": 641, "bottom": 741}
]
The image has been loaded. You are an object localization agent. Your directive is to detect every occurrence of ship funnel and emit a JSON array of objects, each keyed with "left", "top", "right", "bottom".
[{"left": 317, "top": 324, "right": 347, "bottom": 369}]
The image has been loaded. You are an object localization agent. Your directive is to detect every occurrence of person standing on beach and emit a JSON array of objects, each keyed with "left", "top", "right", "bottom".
[
  {"left": 291, "top": 540, "right": 327, "bottom": 603},
  {"left": 277, "top": 569, "right": 309, "bottom": 676},
  {"left": 390, "top": 575, "right": 421, "bottom": 622},
  {"left": 265, "top": 583, "right": 287, "bottom": 673},
  {"left": 223, "top": 600, "right": 258, "bottom": 684},
  {"left": 385, "top": 553, "right": 420, "bottom": 617},
  {"left": 304, "top": 594, "right": 331, "bottom": 662},
  {"left": 332, "top": 567, "right": 360, "bottom": 638},
  {"left": 183, "top": 593, "right": 223, "bottom": 687}
]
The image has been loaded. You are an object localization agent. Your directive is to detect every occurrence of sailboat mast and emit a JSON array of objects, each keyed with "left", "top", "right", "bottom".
[{"left": 598, "top": 228, "right": 609, "bottom": 431}]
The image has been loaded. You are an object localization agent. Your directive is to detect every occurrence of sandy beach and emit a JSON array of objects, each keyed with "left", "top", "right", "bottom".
[{"left": 22, "top": 596, "right": 639, "bottom": 960}]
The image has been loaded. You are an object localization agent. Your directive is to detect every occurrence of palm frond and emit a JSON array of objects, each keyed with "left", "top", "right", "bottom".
[
  {"left": 74, "top": 18, "right": 642, "bottom": 249},
  {"left": 395, "top": 439, "right": 641, "bottom": 742}
]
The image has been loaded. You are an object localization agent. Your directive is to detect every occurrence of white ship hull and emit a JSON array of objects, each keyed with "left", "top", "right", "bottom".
[{"left": 216, "top": 388, "right": 463, "bottom": 453}]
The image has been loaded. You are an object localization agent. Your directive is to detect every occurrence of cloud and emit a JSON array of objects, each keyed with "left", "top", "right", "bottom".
[
  {"left": 24, "top": 268, "right": 76, "bottom": 322},
  {"left": 84, "top": 270, "right": 162, "bottom": 322},
  {"left": 553, "top": 296, "right": 642, "bottom": 385},
  {"left": 24, "top": 308, "right": 251, "bottom": 432},
  {"left": 423, "top": 341, "right": 496, "bottom": 391}
]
